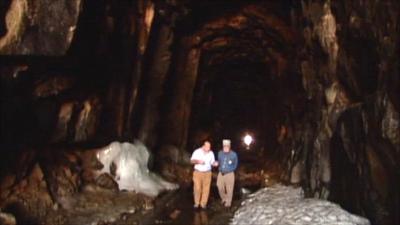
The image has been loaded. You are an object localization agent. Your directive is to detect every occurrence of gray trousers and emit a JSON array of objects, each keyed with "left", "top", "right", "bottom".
[{"left": 217, "top": 172, "right": 235, "bottom": 207}]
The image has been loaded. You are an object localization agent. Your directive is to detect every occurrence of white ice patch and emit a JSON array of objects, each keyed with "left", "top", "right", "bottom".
[
  {"left": 231, "top": 184, "right": 370, "bottom": 225},
  {"left": 96, "top": 141, "right": 178, "bottom": 197}
]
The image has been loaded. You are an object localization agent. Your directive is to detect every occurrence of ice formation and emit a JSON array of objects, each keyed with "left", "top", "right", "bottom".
[
  {"left": 231, "top": 184, "right": 370, "bottom": 225},
  {"left": 96, "top": 141, "right": 178, "bottom": 197}
]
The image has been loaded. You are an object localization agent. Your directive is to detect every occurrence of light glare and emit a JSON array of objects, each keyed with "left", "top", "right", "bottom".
[{"left": 244, "top": 134, "right": 253, "bottom": 146}]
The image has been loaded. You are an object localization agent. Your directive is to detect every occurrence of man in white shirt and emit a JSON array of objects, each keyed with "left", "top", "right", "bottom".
[{"left": 191, "top": 141, "right": 218, "bottom": 209}]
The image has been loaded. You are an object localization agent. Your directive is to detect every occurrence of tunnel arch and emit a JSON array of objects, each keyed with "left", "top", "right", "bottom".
[{"left": 159, "top": 2, "right": 300, "bottom": 154}]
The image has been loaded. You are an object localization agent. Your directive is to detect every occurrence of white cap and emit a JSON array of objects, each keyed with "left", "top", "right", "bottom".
[{"left": 222, "top": 139, "right": 231, "bottom": 146}]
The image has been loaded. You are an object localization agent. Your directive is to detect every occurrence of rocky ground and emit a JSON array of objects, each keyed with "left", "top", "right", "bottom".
[
  {"left": 48, "top": 186, "right": 154, "bottom": 225},
  {"left": 0, "top": 184, "right": 155, "bottom": 225}
]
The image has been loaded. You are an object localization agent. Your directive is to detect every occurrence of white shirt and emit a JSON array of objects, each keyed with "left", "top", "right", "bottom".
[{"left": 191, "top": 148, "right": 215, "bottom": 172}]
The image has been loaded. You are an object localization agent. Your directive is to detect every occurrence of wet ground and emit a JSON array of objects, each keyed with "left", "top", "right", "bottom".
[
  {"left": 143, "top": 187, "right": 242, "bottom": 225},
  {"left": 39, "top": 185, "right": 154, "bottom": 225},
  {"left": 113, "top": 184, "right": 252, "bottom": 225},
  {"left": 112, "top": 150, "right": 277, "bottom": 225},
  {"left": 4, "top": 178, "right": 256, "bottom": 225}
]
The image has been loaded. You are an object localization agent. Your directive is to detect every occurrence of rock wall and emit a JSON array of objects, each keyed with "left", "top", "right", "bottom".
[
  {"left": 0, "top": 0, "right": 166, "bottom": 222},
  {"left": 280, "top": 0, "right": 400, "bottom": 224},
  {"left": 0, "top": 0, "right": 82, "bottom": 55}
]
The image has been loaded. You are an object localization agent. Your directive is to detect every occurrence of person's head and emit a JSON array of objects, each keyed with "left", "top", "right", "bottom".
[
  {"left": 202, "top": 141, "right": 211, "bottom": 152},
  {"left": 222, "top": 139, "right": 231, "bottom": 152}
]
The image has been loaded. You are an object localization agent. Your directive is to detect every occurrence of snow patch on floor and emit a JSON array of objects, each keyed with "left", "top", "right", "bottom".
[
  {"left": 96, "top": 141, "right": 178, "bottom": 197},
  {"left": 231, "top": 184, "right": 370, "bottom": 225}
]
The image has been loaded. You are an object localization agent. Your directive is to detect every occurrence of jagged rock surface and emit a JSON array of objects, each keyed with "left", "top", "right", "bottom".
[{"left": 0, "top": 0, "right": 82, "bottom": 55}]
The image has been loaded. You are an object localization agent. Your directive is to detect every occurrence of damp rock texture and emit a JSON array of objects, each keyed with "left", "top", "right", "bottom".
[
  {"left": 0, "top": 211, "right": 16, "bottom": 225},
  {"left": 0, "top": 0, "right": 82, "bottom": 55},
  {"left": 231, "top": 184, "right": 370, "bottom": 225},
  {"left": 279, "top": 0, "right": 400, "bottom": 224}
]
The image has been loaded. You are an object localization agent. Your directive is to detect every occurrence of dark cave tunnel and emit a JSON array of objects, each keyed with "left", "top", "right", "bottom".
[{"left": 0, "top": 0, "right": 399, "bottom": 225}]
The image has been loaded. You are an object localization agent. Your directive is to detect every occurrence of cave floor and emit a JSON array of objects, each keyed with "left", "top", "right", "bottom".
[
  {"left": 41, "top": 186, "right": 154, "bottom": 225},
  {"left": 112, "top": 185, "right": 250, "bottom": 225},
  {"left": 8, "top": 148, "right": 281, "bottom": 225},
  {"left": 125, "top": 152, "right": 281, "bottom": 225},
  {"left": 39, "top": 184, "right": 250, "bottom": 225}
]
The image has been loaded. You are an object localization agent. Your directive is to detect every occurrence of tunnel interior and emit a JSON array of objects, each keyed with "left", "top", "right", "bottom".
[
  {"left": 0, "top": 0, "right": 399, "bottom": 225},
  {"left": 189, "top": 58, "right": 281, "bottom": 152}
]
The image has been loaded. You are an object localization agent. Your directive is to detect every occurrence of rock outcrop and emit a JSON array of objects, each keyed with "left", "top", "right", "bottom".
[{"left": 0, "top": 0, "right": 82, "bottom": 55}]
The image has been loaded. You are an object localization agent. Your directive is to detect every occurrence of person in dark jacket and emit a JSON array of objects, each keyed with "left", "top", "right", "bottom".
[{"left": 216, "top": 139, "right": 238, "bottom": 207}]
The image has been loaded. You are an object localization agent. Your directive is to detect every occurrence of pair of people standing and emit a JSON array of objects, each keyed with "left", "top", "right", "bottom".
[{"left": 190, "top": 139, "right": 238, "bottom": 209}]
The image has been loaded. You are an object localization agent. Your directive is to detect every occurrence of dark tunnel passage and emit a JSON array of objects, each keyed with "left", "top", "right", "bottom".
[
  {"left": 0, "top": 0, "right": 399, "bottom": 225},
  {"left": 189, "top": 60, "right": 281, "bottom": 152}
]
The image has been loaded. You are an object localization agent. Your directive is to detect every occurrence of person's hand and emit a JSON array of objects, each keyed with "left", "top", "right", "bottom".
[
  {"left": 212, "top": 161, "right": 219, "bottom": 167},
  {"left": 197, "top": 160, "right": 205, "bottom": 165}
]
